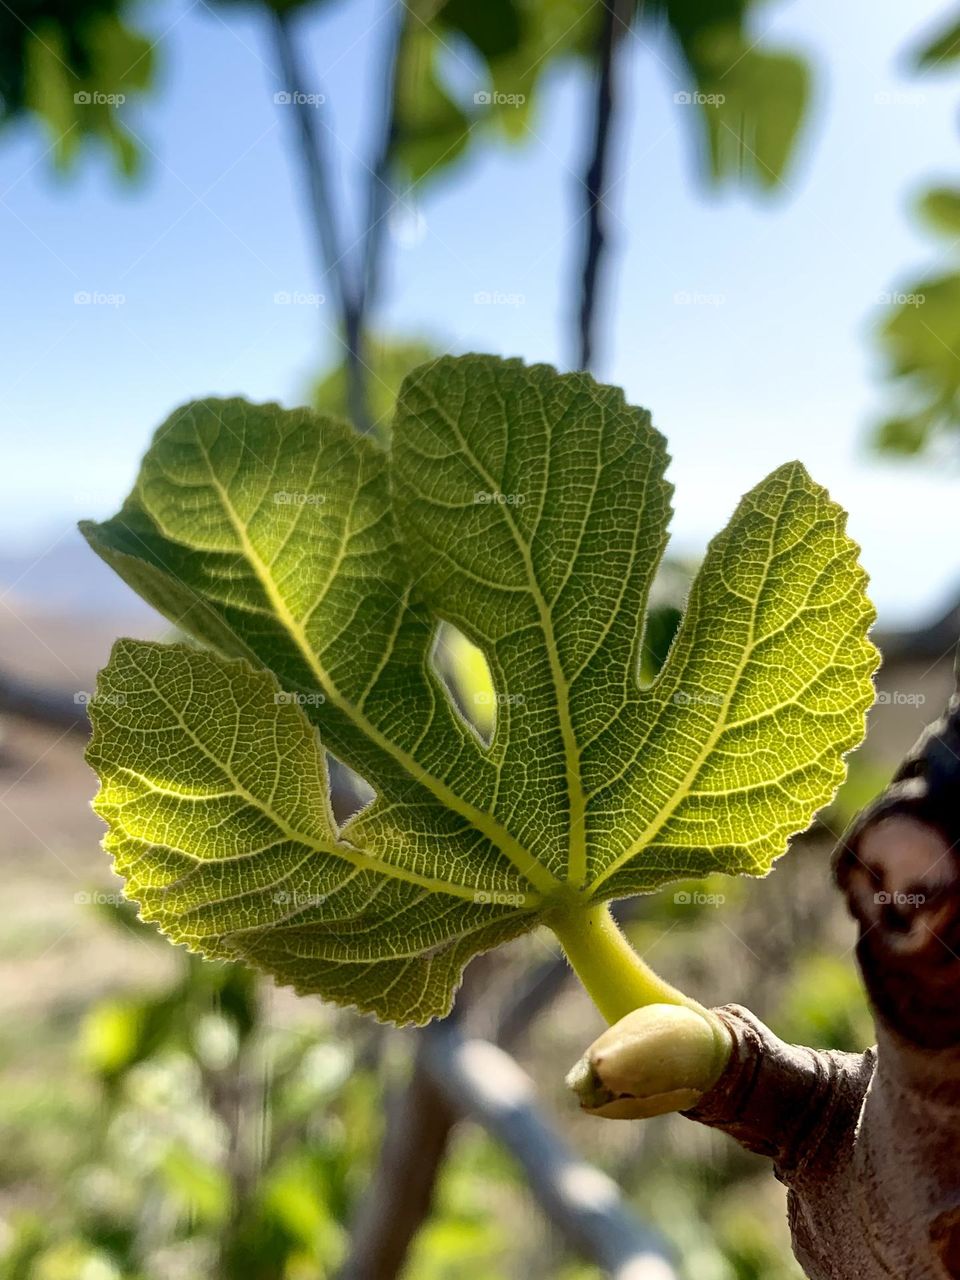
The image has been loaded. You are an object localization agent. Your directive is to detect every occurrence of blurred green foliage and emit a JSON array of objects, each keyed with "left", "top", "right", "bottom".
[
  {"left": 390, "top": 0, "right": 810, "bottom": 192},
  {"left": 913, "top": 7, "right": 960, "bottom": 70},
  {"left": 820, "top": 751, "right": 891, "bottom": 833},
  {"left": 774, "top": 954, "right": 873, "bottom": 1053},
  {"left": 311, "top": 336, "right": 438, "bottom": 438},
  {"left": 873, "top": 213, "right": 960, "bottom": 460},
  {"left": 6, "top": 0, "right": 811, "bottom": 192},
  {"left": 649, "top": 0, "right": 809, "bottom": 190},
  {"left": 873, "top": 7, "right": 960, "bottom": 459},
  {"left": 0, "top": 869, "right": 832, "bottom": 1278},
  {"left": 1, "top": 905, "right": 371, "bottom": 1279},
  {"left": 2, "top": 1, "right": 154, "bottom": 174}
]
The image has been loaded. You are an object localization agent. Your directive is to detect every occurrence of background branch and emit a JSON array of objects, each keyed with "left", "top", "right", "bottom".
[
  {"left": 356, "top": 0, "right": 407, "bottom": 341},
  {"left": 335, "top": 1042, "right": 457, "bottom": 1280},
  {"left": 576, "top": 0, "right": 632, "bottom": 372},
  {"left": 338, "top": 920, "right": 674, "bottom": 1280},
  {"left": 269, "top": 6, "right": 370, "bottom": 431},
  {"left": 422, "top": 1020, "right": 678, "bottom": 1280},
  {"left": 0, "top": 674, "right": 88, "bottom": 733},
  {"left": 681, "top": 686, "right": 960, "bottom": 1278}
]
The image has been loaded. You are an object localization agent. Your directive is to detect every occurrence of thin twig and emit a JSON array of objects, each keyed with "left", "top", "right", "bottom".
[
  {"left": 576, "top": 0, "right": 632, "bottom": 372},
  {"left": 269, "top": 7, "right": 370, "bottom": 432},
  {"left": 334, "top": 963, "right": 484, "bottom": 1280},
  {"left": 357, "top": 0, "right": 407, "bottom": 333},
  {"left": 337, "top": 914, "right": 662, "bottom": 1280}
]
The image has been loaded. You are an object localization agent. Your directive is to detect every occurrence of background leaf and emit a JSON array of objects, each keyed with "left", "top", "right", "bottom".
[{"left": 913, "top": 10, "right": 960, "bottom": 69}]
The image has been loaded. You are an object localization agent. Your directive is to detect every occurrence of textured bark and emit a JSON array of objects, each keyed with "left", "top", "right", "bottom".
[
  {"left": 571, "top": 690, "right": 960, "bottom": 1276},
  {"left": 684, "top": 693, "right": 960, "bottom": 1278},
  {"left": 684, "top": 1006, "right": 960, "bottom": 1278}
]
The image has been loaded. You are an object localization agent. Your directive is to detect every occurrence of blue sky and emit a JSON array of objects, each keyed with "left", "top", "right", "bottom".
[{"left": 2, "top": 0, "right": 959, "bottom": 626}]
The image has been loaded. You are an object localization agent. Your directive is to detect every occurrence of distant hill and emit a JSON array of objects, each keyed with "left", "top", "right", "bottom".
[
  {"left": 0, "top": 528, "right": 157, "bottom": 618},
  {"left": 0, "top": 529, "right": 162, "bottom": 689}
]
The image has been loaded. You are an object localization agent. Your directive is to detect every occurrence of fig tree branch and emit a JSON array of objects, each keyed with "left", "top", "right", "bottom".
[
  {"left": 573, "top": 685, "right": 960, "bottom": 1280},
  {"left": 338, "top": 947, "right": 679, "bottom": 1280},
  {"left": 356, "top": 0, "right": 406, "bottom": 344},
  {"left": 335, "top": 1041, "right": 457, "bottom": 1280}
]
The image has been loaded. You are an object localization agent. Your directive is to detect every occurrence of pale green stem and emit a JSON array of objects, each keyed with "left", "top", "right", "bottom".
[
  {"left": 549, "top": 901, "right": 706, "bottom": 1025},
  {"left": 552, "top": 901, "right": 733, "bottom": 1111}
]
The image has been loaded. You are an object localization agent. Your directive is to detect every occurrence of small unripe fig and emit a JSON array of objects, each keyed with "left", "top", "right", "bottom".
[{"left": 566, "top": 1003, "right": 729, "bottom": 1119}]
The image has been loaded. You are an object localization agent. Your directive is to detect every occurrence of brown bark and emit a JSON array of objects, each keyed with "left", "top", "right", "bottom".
[
  {"left": 684, "top": 693, "right": 960, "bottom": 1277},
  {"left": 684, "top": 1003, "right": 960, "bottom": 1278},
  {"left": 573, "top": 690, "right": 960, "bottom": 1277}
]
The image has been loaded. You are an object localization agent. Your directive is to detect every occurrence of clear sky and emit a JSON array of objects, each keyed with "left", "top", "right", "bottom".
[{"left": 2, "top": 0, "right": 959, "bottom": 626}]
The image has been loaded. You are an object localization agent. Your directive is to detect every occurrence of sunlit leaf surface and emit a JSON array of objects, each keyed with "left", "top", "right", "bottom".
[{"left": 84, "top": 355, "right": 877, "bottom": 1023}]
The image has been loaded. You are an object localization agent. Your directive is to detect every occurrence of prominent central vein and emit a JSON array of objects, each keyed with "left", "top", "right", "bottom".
[
  {"left": 429, "top": 398, "right": 588, "bottom": 888},
  {"left": 121, "top": 654, "right": 530, "bottom": 908},
  {"left": 587, "top": 503, "right": 779, "bottom": 898},
  {"left": 197, "top": 456, "right": 560, "bottom": 898}
]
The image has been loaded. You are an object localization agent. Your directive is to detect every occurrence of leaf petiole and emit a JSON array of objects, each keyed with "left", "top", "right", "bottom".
[
  {"left": 548, "top": 902, "right": 717, "bottom": 1023},
  {"left": 551, "top": 902, "right": 732, "bottom": 1101}
]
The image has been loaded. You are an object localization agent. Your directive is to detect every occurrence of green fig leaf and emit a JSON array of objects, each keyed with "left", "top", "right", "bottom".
[{"left": 83, "top": 355, "right": 877, "bottom": 1023}]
